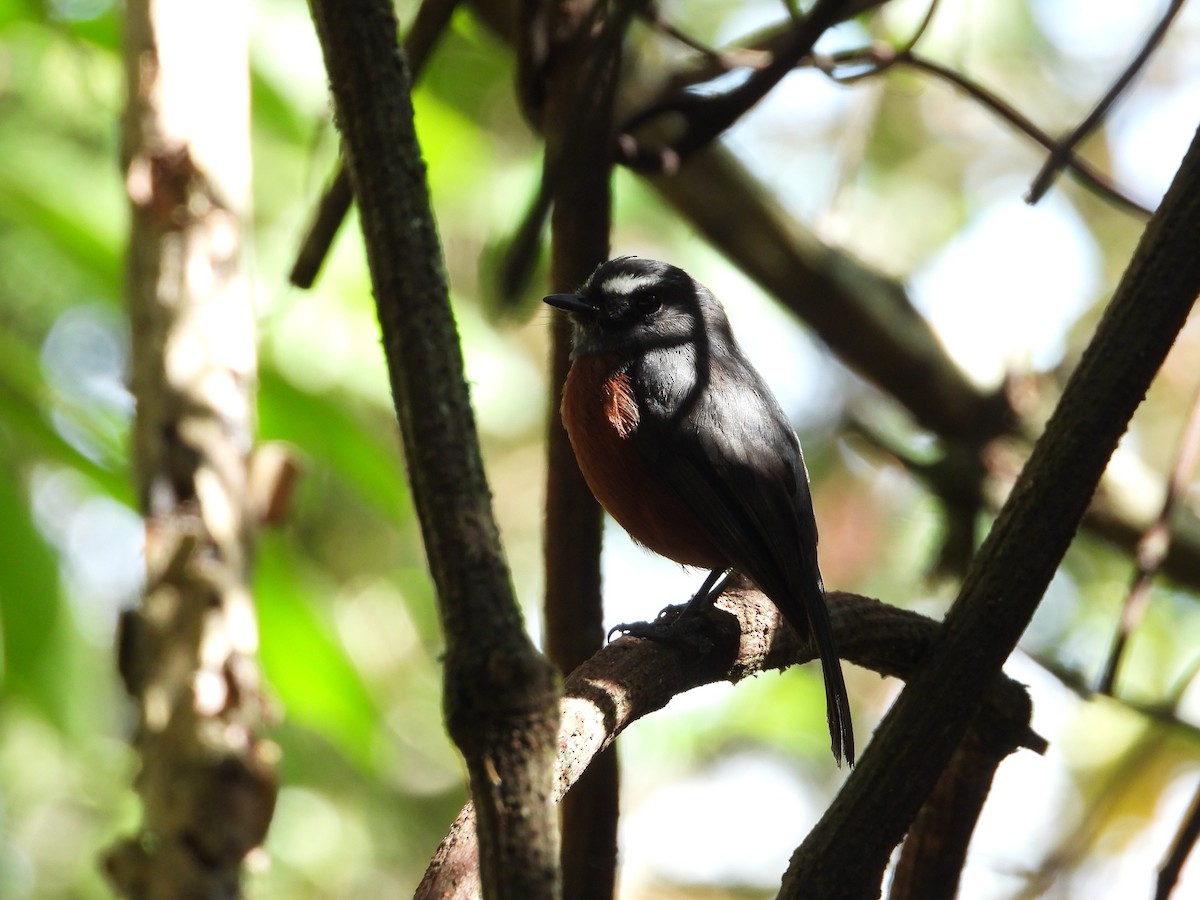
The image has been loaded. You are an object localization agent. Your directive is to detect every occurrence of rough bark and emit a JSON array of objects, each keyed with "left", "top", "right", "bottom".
[
  {"left": 781, "top": 121, "right": 1200, "bottom": 900},
  {"left": 416, "top": 585, "right": 1046, "bottom": 898},
  {"left": 305, "top": 0, "right": 562, "bottom": 897},
  {"left": 104, "top": 1, "right": 277, "bottom": 896}
]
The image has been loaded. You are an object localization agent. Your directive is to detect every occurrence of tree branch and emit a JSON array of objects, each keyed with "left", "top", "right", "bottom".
[
  {"left": 289, "top": 0, "right": 461, "bottom": 288},
  {"left": 1027, "top": 0, "right": 1185, "bottom": 205},
  {"left": 1157, "top": 778, "right": 1200, "bottom": 900},
  {"left": 782, "top": 120, "right": 1200, "bottom": 900},
  {"left": 417, "top": 584, "right": 1046, "bottom": 898},
  {"left": 851, "top": 411, "right": 1200, "bottom": 592},
  {"left": 529, "top": 0, "right": 630, "bottom": 894},
  {"left": 830, "top": 48, "right": 1153, "bottom": 218},
  {"left": 615, "top": 0, "right": 849, "bottom": 173},
  {"left": 305, "top": 0, "right": 561, "bottom": 897},
  {"left": 887, "top": 698, "right": 1025, "bottom": 900},
  {"left": 1099, "top": 379, "right": 1200, "bottom": 693}
]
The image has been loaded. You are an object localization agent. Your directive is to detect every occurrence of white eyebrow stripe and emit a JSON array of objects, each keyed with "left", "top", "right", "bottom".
[{"left": 599, "top": 273, "right": 656, "bottom": 296}]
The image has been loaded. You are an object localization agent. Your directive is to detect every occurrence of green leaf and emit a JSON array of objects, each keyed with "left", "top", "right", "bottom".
[
  {"left": 0, "top": 469, "right": 73, "bottom": 730},
  {"left": 256, "top": 534, "right": 382, "bottom": 771},
  {"left": 258, "top": 369, "right": 411, "bottom": 520}
]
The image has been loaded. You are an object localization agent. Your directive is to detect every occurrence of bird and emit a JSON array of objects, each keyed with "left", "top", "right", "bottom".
[{"left": 544, "top": 256, "right": 854, "bottom": 765}]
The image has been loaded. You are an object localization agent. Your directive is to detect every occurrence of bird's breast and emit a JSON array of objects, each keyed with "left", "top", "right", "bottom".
[{"left": 561, "top": 354, "right": 725, "bottom": 569}]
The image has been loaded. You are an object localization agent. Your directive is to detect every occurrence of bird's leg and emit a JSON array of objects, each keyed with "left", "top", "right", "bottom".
[
  {"left": 678, "top": 567, "right": 734, "bottom": 618},
  {"left": 607, "top": 568, "right": 733, "bottom": 642}
]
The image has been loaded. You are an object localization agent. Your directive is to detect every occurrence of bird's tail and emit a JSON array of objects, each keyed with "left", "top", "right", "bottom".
[{"left": 804, "top": 576, "right": 854, "bottom": 766}]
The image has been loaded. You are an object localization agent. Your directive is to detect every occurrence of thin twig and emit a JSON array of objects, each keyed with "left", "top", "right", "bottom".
[
  {"left": 642, "top": 13, "right": 763, "bottom": 70},
  {"left": 615, "top": 0, "right": 848, "bottom": 172},
  {"left": 1157, "top": 780, "right": 1200, "bottom": 900},
  {"left": 1028, "top": 0, "right": 1185, "bottom": 204},
  {"left": 816, "top": 47, "right": 1152, "bottom": 217},
  {"left": 643, "top": 6, "right": 1151, "bottom": 217},
  {"left": 1099, "top": 381, "right": 1200, "bottom": 694},
  {"left": 1027, "top": 650, "right": 1200, "bottom": 741},
  {"left": 289, "top": 0, "right": 461, "bottom": 289}
]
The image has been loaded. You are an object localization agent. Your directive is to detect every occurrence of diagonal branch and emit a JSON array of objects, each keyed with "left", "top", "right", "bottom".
[
  {"left": 289, "top": 0, "right": 461, "bottom": 289},
  {"left": 1157, "top": 779, "right": 1200, "bottom": 900},
  {"left": 615, "top": 0, "right": 849, "bottom": 172},
  {"left": 649, "top": 143, "right": 1016, "bottom": 443},
  {"left": 782, "top": 120, "right": 1200, "bottom": 900},
  {"left": 828, "top": 49, "right": 1153, "bottom": 217}
]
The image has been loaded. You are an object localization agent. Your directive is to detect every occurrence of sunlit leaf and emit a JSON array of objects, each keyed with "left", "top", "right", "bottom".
[
  {"left": 256, "top": 533, "right": 382, "bottom": 772},
  {"left": 258, "top": 369, "right": 411, "bottom": 520},
  {"left": 0, "top": 470, "right": 72, "bottom": 729}
]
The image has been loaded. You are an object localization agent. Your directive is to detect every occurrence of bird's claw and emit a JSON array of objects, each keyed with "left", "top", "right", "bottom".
[{"left": 606, "top": 607, "right": 686, "bottom": 643}]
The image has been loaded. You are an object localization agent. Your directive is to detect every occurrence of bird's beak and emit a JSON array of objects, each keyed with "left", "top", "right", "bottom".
[{"left": 543, "top": 293, "right": 596, "bottom": 317}]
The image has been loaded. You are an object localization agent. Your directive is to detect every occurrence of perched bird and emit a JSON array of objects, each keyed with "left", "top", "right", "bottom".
[{"left": 544, "top": 257, "right": 854, "bottom": 765}]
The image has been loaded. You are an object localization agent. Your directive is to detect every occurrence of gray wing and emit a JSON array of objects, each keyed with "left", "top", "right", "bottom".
[{"left": 634, "top": 351, "right": 855, "bottom": 763}]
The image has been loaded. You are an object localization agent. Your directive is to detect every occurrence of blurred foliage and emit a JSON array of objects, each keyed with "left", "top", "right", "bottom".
[{"left": 1, "top": 0, "right": 1199, "bottom": 897}]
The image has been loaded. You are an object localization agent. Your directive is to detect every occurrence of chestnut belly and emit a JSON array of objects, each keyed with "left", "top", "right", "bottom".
[{"left": 562, "top": 355, "right": 726, "bottom": 570}]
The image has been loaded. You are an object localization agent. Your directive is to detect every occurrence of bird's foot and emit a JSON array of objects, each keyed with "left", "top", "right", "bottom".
[
  {"left": 607, "top": 569, "right": 734, "bottom": 644},
  {"left": 606, "top": 606, "right": 687, "bottom": 643}
]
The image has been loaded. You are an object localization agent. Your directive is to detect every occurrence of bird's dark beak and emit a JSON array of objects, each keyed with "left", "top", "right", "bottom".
[{"left": 543, "top": 293, "right": 596, "bottom": 317}]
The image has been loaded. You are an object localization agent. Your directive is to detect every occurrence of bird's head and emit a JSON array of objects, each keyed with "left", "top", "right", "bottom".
[{"left": 544, "top": 257, "right": 731, "bottom": 359}]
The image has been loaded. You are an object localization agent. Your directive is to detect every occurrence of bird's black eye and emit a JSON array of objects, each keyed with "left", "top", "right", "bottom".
[{"left": 632, "top": 292, "right": 661, "bottom": 316}]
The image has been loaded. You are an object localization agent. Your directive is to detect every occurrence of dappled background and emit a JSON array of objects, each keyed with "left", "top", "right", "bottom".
[{"left": 2, "top": 0, "right": 1200, "bottom": 897}]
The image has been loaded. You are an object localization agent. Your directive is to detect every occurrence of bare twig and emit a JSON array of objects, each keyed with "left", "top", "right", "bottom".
[
  {"left": 1028, "top": 0, "right": 1185, "bottom": 205},
  {"left": 1018, "top": 651, "right": 1200, "bottom": 899},
  {"left": 615, "top": 0, "right": 848, "bottom": 173},
  {"left": 782, "top": 120, "right": 1200, "bottom": 899},
  {"left": 288, "top": 164, "right": 352, "bottom": 289},
  {"left": 816, "top": 47, "right": 1152, "bottom": 217},
  {"left": 642, "top": 13, "right": 760, "bottom": 70},
  {"left": 645, "top": 6, "right": 1151, "bottom": 217},
  {"left": 1099, "top": 381, "right": 1200, "bottom": 694},
  {"left": 289, "top": 0, "right": 461, "bottom": 289},
  {"left": 1157, "top": 779, "right": 1200, "bottom": 900},
  {"left": 848, "top": 409, "right": 1200, "bottom": 592},
  {"left": 1028, "top": 651, "right": 1200, "bottom": 741},
  {"left": 306, "top": 0, "right": 562, "bottom": 897}
]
